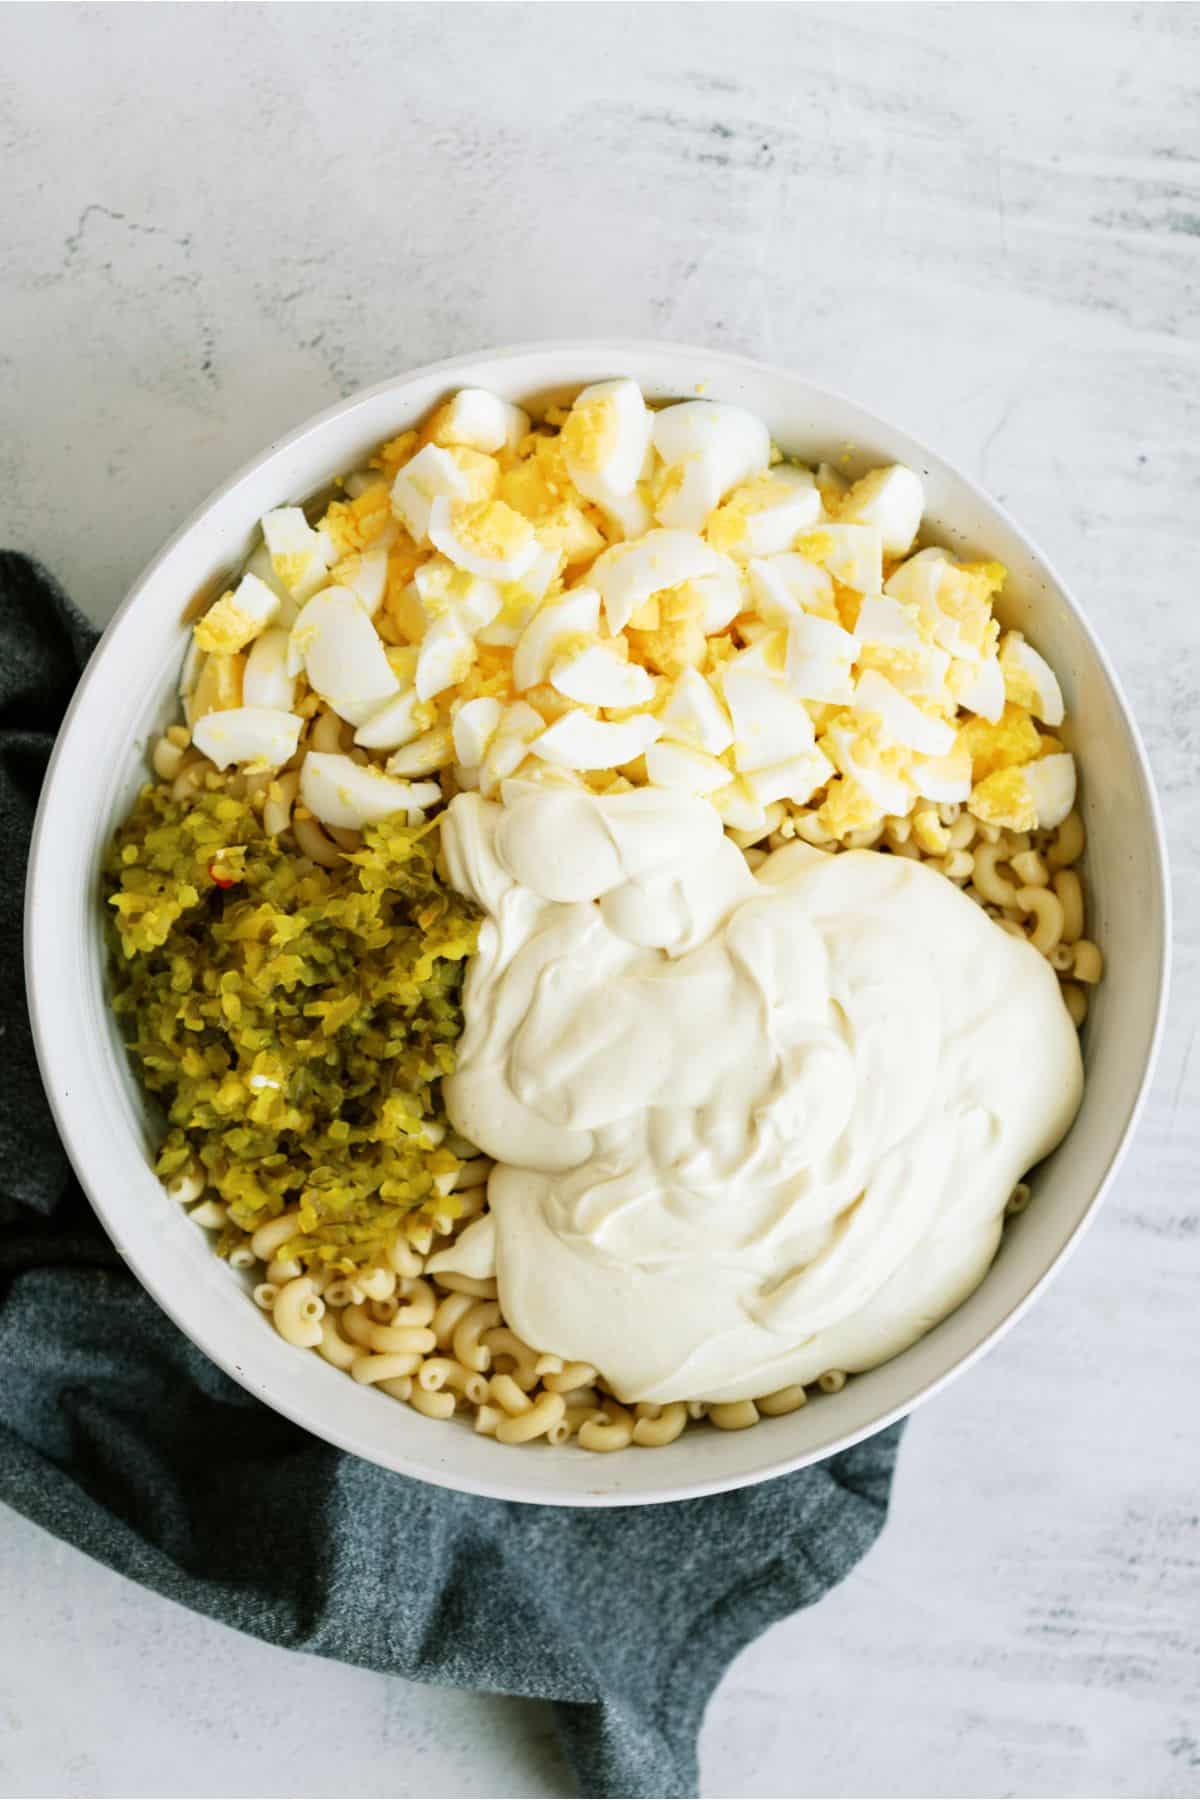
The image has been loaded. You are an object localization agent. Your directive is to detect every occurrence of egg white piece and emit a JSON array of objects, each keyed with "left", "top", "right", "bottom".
[
  {"left": 561, "top": 378, "right": 653, "bottom": 501},
  {"left": 178, "top": 635, "right": 204, "bottom": 700},
  {"left": 885, "top": 548, "right": 988, "bottom": 662},
  {"left": 716, "top": 465, "right": 823, "bottom": 557},
  {"left": 192, "top": 706, "right": 302, "bottom": 770},
  {"left": 839, "top": 465, "right": 925, "bottom": 558},
  {"left": 243, "top": 541, "right": 297, "bottom": 620},
  {"left": 530, "top": 711, "right": 662, "bottom": 772},
  {"left": 854, "top": 594, "right": 923, "bottom": 648},
  {"left": 816, "top": 461, "right": 850, "bottom": 512},
  {"left": 335, "top": 543, "right": 389, "bottom": 617},
  {"left": 1023, "top": 752, "right": 1076, "bottom": 828},
  {"left": 910, "top": 746, "right": 972, "bottom": 804},
  {"left": 747, "top": 553, "right": 836, "bottom": 624},
  {"left": 550, "top": 642, "right": 656, "bottom": 708},
  {"left": 590, "top": 530, "right": 730, "bottom": 635},
  {"left": 513, "top": 587, "right": 602, "bottom": 691},
  {"left": 479, "top": 701, "right": 548, "bottom": 795},
  {"left": 722, "top": 642, "right": 817, "bottom": 771},
  {"left": 416, "top": 611, "right": 476, "bottom": 702},
  {"left": 874, "top": 643, "right": 953, "bottom": 704},
  {"left": 742, "top": 745, "right": 835, "bottom": 807},
  {"left": 434, "top": 388, "right": 529, "bottom": 455},
  {"left": 785, "top": 614, "right": 860, "bottom": 705},
  {"left": 948, "top": 654, "right": 1005, "bottom": 722},
  {"left": 652, "top": 402, "right": 771, "bottom": 531},
  {"left": 810, "top": 523, "right": 883, "bottom": 594},
  {"left": 452, "top": 696, "right": 505, "bottom": 768},
  {"left": 261, "top": 508, "right": 333, "bottom": 604},
  {"left": 711, "top": 780, "right": 769, "bottom": 836},
  {"left": 354, "top": 685, "right": 429, "bottom": 751},
  {"left": 476, "top": 545, "right": 563, "bottom": 648},
  {"left": 884, "top": 545, "right": 952, "bottom": 607},
  {"left": 660, "top": 667, "right": 735, "bottom": 755},
  {"left": 822, "top": 721, "right": 914, "bottom": 816},
  {"left": 593, "top": 485, "right": 655, "bottom": 544},
  {"left": 413, "top": 557, "right": 503, "bottom": 634},
  {"left": 999, "top": 632, "right": 1065, "bottom": 726},
  {"left": 390, "top": 445, "right": 473, "bottom": 543},
  {"left": 300, "top": 752, "right": 440, "bottom": 829},
  {"left": 242, "top": 627, "right": 295, "bottom": 712},
  {"left": 385, "top": 726, "right": 455, "bottom": 778},
  {"left": 428, "top": 496, "right": 539, "bottom": 582},
  {"left": 291, "top": 586, "right": 401, "bottom": 726},
  {"left": 854, "top": 669, "right": 956, "bottom": 756},
  {"left": 645, "top": 741, "right": 732, "bottom": 795},
  {"left": 226, "top": 571, "right": 281, "bottom": 636},
  {"left": 690, "top": 561, "right": 746, "bottom": 633}
]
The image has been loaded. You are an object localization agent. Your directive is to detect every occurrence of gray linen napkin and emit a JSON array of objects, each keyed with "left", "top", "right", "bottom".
[{"left": 0, "top": 550, "right": 903, "bottom": 1799}]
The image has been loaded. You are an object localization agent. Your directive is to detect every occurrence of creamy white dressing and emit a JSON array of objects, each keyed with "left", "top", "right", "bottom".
[{"left": 430, "top": 787, "right": 1083, "bottom": 1405}]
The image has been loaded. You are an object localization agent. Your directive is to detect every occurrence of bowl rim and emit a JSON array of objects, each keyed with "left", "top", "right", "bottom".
[{"left": 24, "top": 337, "right": 1173, "bottom": 1505}]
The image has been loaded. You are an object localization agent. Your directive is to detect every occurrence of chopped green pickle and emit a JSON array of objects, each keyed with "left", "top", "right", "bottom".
[{"left": 104, "top": 784, "right": 479, "bottom": 1269}]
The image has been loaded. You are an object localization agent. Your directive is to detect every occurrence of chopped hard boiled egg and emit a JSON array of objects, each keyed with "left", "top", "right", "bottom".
[
  {"left": 998, "top": 630, "right": 1065, "bottom": 726},
  {"left": 839, "top": 465, "right": 925, "bottom": 558},
  {"left": 653, "top": 402, "right": 771, "bottom": 531},
  {"left": 300, "top": 751, "right": 440, "bottom": 829},
  {"left": 194, "top": 572, "right": 280, "bottom": 655},
  {"left": 354, "top": 685, "right": 431, "bottom": 751},
  {"left": 822, "top": 717, "right": 914, "bottom": 816},
  {"left": 429, "top": 496, "right": 539, "bottom": 582},
  {"left": 452, "top": 696, "right": 504, "bottom": 767},
  {"left": 331, "top": 543, "right": 389, "bottom": 617},
  {"left": 530, "top": 711, "right": 662, "bottom": 772},
  {"left": 550, "top": 642, "right": 656, "bottom": 708},
  {"left": 242, "top": 627, "right": 295, "bottom": 712},
  {"left": 480, "top": 701, "right": 550, "bottom": 794},
  {"left": 561, "top": 378, "right": 653, "bottom": 502},
  {"left": 390, "top": 445, "right": 473, "bottom": 542},
  {"left": 722, "top": 641, "right": 817, "bottom": 771},
  {"left": 188, "top": 380, "right": 1077, "bottom": 904},
  {"left": 970, "top": 752, "right": 1076, "bottom": 832},
  {"left": 261, "top": 508, "right": 332, "bottom": 603},
  {"left": 513, "top": 587, "right": 602, "bottom": 690},
  {"left": 660, "top": 665, "right": 735, "bottom": 755},
  {"left": 645, "top": 741, "right": 732, "bottom": 795},
  {"left": 797, "top": 523, "right": 883, "bottom": 594},
  {"left": 291, "top": 586, "right": 401, "bottom": 726},
  {"left": 385, "top": 726, "right": 454, "bottom": 778},
  {"left": 429, "top": 388, "right": 529, "bottom": 455},
  {"left": 748, "top": 552, "right": 837, "bottom": 624},
  {"left": 590, "top": 530, "right": 732, "bottom": 635},
  {"left": 706, "top": 465, "right": 822, "bottom": 558},
  {"left": 853, "top": 669, "right": 956, "bottom": 756},
  {"left": 948, "top": 653, "right": 1005, "bottom": 722},
  {"left": 742, "top": 745, "right": 835, "bottom": 808},
  {"left": 786, "top": 613, "right": 860, "bottom": 705},
  {"left": 192, "top": 706, "right": 301, "bottom": 770},
  {"left": 416, "top": 611, "right": 476, "bottom": 702},
  {"left": 910, "top": 745, "right": 973, "bottom": 804}
]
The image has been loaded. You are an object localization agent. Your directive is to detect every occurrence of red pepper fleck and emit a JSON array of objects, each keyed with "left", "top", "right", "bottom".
[{"left": 208, "top": 860, "right": 236, "bottom": 889}]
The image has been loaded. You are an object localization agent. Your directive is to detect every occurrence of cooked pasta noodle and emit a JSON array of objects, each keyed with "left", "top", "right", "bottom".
[
  {"left": 709, "top": 1400, "right": 760, "bottom": 1432},
  {"left": 273, "top": 1276, "right": 325, "bottom": 1348}
]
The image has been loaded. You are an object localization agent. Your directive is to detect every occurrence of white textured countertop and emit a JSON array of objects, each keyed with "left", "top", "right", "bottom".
[{"left": 3, "top": 6, "right": 1197, "bottom": 1797}]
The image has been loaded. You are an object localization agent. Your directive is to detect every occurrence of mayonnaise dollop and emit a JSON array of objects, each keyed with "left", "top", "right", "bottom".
[{"left": 432, "top": 786, "right": 1083, "bottom": 1404}]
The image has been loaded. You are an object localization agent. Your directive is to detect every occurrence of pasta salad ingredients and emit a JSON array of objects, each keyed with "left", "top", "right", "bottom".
[{"left": 105, "top": 375, "right": 1100, "bottom": 1453}]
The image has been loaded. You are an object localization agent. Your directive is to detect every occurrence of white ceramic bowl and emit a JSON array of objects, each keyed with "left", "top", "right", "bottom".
[{"left": 26, "top": 341, "right": 1169, "bottom": 1506}]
